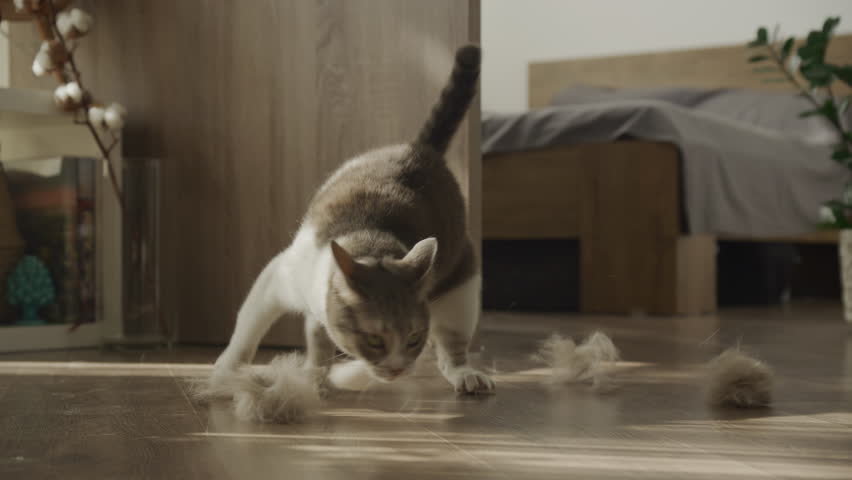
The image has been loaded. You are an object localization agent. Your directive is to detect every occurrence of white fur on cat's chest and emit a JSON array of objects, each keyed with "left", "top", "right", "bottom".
[{"left": 273, "top": 223, "right": 334, "bottom": 325}]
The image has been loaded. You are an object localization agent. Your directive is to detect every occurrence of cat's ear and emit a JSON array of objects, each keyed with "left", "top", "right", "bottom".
[
  {"left": 331, "top": 241, "right": 366, "bottom": 289},
  {"left": 385, "top": 237, "right": 438, "bottom": 288}
]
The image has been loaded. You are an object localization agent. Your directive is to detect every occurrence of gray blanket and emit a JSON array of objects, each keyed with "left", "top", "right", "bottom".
[{"left": 482, "top": 100, "right": 848, "bottom": 237}]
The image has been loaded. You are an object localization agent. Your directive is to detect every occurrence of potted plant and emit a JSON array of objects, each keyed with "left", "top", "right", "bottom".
[{"left": 748, "top": 17, "right": 852, "bottom": 322}]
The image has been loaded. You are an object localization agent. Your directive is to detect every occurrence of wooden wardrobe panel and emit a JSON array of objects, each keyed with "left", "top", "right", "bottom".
[{"left": 10, "top": 1, "right": 480, "bottom": 345}]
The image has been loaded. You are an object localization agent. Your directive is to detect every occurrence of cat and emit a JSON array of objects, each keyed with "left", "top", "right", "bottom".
[{"left": 211, "top": 44, "right": 494, "bottom": 396}]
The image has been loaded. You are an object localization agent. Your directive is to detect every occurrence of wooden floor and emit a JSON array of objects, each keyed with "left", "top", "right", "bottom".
[{"left": 2, "top": 302, "right": 851, "bottom": 479}]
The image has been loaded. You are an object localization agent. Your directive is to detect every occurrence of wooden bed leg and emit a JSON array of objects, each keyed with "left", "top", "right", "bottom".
[{"left": 674, "top": 235, "right": 717, "bottom": 315}]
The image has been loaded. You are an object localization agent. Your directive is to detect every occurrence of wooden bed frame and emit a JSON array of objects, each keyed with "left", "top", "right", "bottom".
[{"left": 482, "top": 35, "right": 852, "bottom": 315}]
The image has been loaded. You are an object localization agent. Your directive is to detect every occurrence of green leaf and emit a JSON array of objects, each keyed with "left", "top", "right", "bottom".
[
  {"left": 780, "top": 37, "right": 795, "bottom": 60},
  {"left": 748, "top": 54, "right": 769, "bottom": 63},
  {"left": 801, "top": 62, "right": 834, "bottom": 87},
  {"left": 753, "top": 66, "right": 778, "bottom": 73},
  {"left": 832, "top": 65, "right": 852, "bottom": 86},
  {"left": 798, "top": 31, "right": 829, "bottom": 64},
  {"left": 831, "top": 150, "right": 852, "bottom": 172},
  {"left": 832, "top": 149, "right": 852, "bottom": 161},
  {"left": 799, "top": 98, "right": 839, "bottom": 120},
  {"left": 748, "top": 27, "right": 769, "bottom": 47},
  {"left": 821, "top": 98, "right": 839, "bottom": 117},
  {"left": 823, "top": 17, "right": 841, "bottom": 36}
]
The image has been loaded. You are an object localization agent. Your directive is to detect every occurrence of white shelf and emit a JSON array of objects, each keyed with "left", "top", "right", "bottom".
[
  {"left": 0, "top": 323, "right": 102, "bottom": 352},
  {"left": 0, "top": 87, "right": 97, "bottom": 163},
  {"left": 0, "top": 87, "right": 123, "bottom": 352},
  {"left": 0, "top": 87, "right": 70, "bottom": 127}
]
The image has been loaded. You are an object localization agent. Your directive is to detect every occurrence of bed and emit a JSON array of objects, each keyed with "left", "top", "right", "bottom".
[{"left": 481, "top": 35, "right": 852, "bottom": 315}]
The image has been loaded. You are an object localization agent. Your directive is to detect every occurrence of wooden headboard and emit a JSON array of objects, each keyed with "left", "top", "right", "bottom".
[{"left": 529, "top": 34, "right": 852, "bottom": 109}]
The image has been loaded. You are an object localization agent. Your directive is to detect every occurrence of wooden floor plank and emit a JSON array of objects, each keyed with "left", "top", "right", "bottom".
[{"left": 0, "top": 303, "right": 850, "bottom": 479}]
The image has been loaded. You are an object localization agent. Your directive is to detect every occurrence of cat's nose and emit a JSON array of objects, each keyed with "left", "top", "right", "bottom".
[{"left": 388, "top": 368, "right": 405, "bottom": 377}]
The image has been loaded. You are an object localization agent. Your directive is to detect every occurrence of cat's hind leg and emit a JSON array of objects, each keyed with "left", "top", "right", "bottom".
[{"left": 430, "top": 273, "right": 495, "bottom": 394}]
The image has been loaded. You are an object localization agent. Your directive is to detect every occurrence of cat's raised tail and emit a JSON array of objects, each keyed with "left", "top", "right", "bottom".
[{"left": 414, "top": 44, "right": 481, "bottom": 154}]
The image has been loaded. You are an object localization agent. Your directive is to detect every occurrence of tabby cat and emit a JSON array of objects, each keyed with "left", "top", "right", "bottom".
[{"left": 212, "top": 45, "right": 493, "bottom": 395}]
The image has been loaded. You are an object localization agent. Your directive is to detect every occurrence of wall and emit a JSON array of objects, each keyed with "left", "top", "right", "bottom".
[
  {"left": 9, "top": 0, "right": 480, "bottom": 345},
  {"left": 483, "top": 0, "right": 852, "bottom": 112}
]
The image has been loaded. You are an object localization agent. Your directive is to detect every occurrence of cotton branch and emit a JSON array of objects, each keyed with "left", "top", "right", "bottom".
[{"left": 17, "top": 0, "right": 126, "bottom": 210}]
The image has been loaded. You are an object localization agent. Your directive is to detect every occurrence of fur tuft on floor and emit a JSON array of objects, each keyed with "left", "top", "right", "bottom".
[
  {"left": 705, "top": 349, "right": 773, "bottom": 408},
  {"left": 191, "top": 353, "right": 319, "bottom": 423},
  {"left": 532, "top": 331, "right": 620, "bottom": 388}
]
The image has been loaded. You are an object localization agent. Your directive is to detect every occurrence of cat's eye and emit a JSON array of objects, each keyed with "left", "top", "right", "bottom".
[
  {"left": 364, "top": 334, "right": 385, "bottom": 349},
  {"left": 406, "top": 331, "right": 424, "bottom": 348}
]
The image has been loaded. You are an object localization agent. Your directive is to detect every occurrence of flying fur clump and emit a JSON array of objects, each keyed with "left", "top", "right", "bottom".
[
  {"left": 532, "top": 331, "right": 620, "bottom": 388},
  {"left": 192, "top": 353, "right": 319, "bottom": 424},
  {"left": 705, "top": 349, "right": 773, "bottom": 408}
]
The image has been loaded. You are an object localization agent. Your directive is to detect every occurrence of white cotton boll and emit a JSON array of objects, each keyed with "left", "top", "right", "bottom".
[
  {"left": 705, "top": 349, "right": 773, "bottom": 408},
  {"left": 53, "top": 84, "right": 71, "bottom": 107},
  {"left": 32, "top": 58, "right": 47, "bottom": 77},
  {"left": 57, "top": 9, "right": 94, "bottom": 38},
  {"left": 103, "top": 103, "right": 126, "bottom": 131},
  {"left": 70, "top": 8, "right": 94, "bottom": 33},
  {"left": 532, "top": 331, "right": 620, "bottom": 388},
  {"left": 56, "top": 11, "right": 74, "bottom": 37},
  {"left": 32, "top": 48, "right": 53, "bottom": 77},
  {"left": 54, "top": 84, "right": 69, "bottom": 101},
  {"left": 107, "top": 102, "right": 127, "bottom": 117},
  {"left": 88, "top": 106, "right": 106, "bottom": 127},
  {"left": 104, "top": 110, "right": 124, "bottom": 130},
  {"left": 64, "top": 82, "right": 83, "bottom": 103}
]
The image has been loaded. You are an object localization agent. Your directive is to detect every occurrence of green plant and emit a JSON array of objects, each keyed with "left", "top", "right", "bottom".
[
  {"left": 748, "top": 17, "right": 852, "bottom": 228},
  {"left": 7, "top": 255, "right": 56, "bottom": 325}
]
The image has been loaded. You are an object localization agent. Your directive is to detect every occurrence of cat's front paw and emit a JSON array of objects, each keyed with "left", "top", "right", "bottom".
[
  {"left": 443, "top": 366, "right": 495, "bottom": 395},
  {"left": 316, "top": 379, "right": 341, "bottom": 400}
]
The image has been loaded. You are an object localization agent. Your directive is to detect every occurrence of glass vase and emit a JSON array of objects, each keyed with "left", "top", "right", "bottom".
[{"left": 117, "top": 157, "right": 169, "bottom": 347}]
